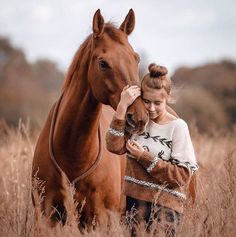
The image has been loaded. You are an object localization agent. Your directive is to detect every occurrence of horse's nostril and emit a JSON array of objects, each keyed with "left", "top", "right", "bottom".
[
  {"left": 126, "top": 114, "right": 136, "bottom": 128},
  {"left": 138, "top": 120, "right": 145, "bottom": 128}
]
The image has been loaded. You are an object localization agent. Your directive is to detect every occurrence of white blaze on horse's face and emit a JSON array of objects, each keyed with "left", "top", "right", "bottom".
[{"left": 88, "top": 9, "right": 148, "bottom": 134}]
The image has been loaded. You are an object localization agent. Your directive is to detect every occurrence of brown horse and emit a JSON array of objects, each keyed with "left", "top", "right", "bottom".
[{"left": 32, "top": 9, "right": 148, "bottom": 227}]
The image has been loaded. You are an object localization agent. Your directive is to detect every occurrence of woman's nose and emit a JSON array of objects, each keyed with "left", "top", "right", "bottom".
[{"left": 149, "top": 103, "right": 155, "bottom": 111}]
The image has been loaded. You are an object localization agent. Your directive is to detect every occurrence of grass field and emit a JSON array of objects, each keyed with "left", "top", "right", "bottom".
[{"left": 0, "top": 120, "right": 235, "bottom": 237}]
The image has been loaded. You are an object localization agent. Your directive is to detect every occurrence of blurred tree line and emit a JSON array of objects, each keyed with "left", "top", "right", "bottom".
[
  {"left": 171, "top": 61, "right": 236, "bottom": 132},
  {"left": 0, "top": 36, "right": 235, "bottom": 132},
  {"left": 0, "top": 37, "right": 64, "bottom": 128}
]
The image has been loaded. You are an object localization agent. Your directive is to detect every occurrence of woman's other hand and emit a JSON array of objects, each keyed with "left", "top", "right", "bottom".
[{"left": 126, "top": 139, "right": 144, "bottom": 160}]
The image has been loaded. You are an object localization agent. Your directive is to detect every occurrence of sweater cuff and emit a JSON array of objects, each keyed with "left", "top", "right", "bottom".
[
  {"left": 110, "top": 116, "right": 126, "bottom": 130},
  {"left": 138, "top": 151, "right": 160, "bottom": 173},
  {"left": 107, "top": 116, "right": 126, "bottom": 137}
]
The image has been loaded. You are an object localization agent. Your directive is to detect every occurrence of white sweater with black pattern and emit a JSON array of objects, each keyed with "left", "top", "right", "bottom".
[{"left": 106, "top": 117, "right": 199, "bottom": 214}]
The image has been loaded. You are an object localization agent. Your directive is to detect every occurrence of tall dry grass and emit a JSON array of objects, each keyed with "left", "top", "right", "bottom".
[{"left": 0, "top": 120, "right": 235, "bottom": 236}]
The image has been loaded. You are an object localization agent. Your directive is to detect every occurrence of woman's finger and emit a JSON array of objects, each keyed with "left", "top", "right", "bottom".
[
  {"left": 127, "top": 86, "right": 140, "bottom": 91},
  {"left": 129, "top": 85, "right": 139, "bottom": 88},
  {"left": 128, "top": 140, "right": 139, "bottom": 150},
  {"left": 127, "top": 140, "right": 134, "bottom": 148},
  {"left": 126, "top": 141, "right": 132, "bottom": 151},
  {"left": 131, "top": 92, "right": 141, "bottom": 100},
  {"left": 123, "top": 85, "right": 130, "bottom": 91},
  {"left": 131, "top": 140, "right": 142, "bottom": 149},
  {"left": 126, "top": 86, "right": 140, "bottom": 93},
  {"left": 127, "top": 88, "right": 141, "bottom": 96}
]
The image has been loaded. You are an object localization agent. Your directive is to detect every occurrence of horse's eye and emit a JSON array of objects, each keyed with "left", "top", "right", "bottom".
[{"left": 99, "top": 60, "right": 109, "bottom": 71}]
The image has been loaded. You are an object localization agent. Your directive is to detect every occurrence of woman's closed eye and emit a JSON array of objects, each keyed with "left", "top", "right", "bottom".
[
  {"left": 143, "top": 99, "right": 161, "bottom": 105},
  {"left": 143, "top": 99, "right": 150, "bottom": 104}
]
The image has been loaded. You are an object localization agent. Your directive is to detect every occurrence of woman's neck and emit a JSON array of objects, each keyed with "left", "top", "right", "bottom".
[{"left": 152, "top": 110, "right": 177, "bottom": 125}]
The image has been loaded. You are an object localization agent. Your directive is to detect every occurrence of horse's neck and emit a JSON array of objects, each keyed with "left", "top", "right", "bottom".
[{"left": 54, "top": 74, "right": 102, "bottom": 166}]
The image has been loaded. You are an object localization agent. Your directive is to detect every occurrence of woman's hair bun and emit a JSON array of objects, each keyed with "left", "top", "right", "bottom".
[{"left": 148, "top": 63, "right": 168, "bottom": 78}]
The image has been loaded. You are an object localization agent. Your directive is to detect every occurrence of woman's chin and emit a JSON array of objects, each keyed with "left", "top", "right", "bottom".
[{"left": 149, "top": 113, "right": 158, "bottom": 120}]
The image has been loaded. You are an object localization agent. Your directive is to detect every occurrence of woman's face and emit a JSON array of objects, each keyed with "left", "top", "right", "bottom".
[{"left": 142, "top": 87, "right": 168, "bottom": 120}]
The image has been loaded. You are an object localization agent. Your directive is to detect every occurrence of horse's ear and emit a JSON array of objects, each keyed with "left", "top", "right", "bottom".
[
  {"left": 93, "top": 9, "right": 105, "bottom": 38},
  {"left": 120, "top": 9, "right": 135, "bottom": 35}
]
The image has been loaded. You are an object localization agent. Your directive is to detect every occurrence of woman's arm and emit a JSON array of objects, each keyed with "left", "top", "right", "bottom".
[
  {"left": 106, "top": 115, "right": 128, "bottom": 155},
  {"left": 128, "top": 121, "right": 198, "bottom": 188},
  {"left": 137, "top": 151, "right": 192, "bottom": 188},
  {"left": 106, "top": 85, "right": 141, "bottom": 155}
]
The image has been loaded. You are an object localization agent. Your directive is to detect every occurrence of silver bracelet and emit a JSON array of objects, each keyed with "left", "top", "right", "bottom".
[
  {"left": 107, "top": 127, "right": 124, "bottom": 137},
  {"left": 146, "top": 156, "right": 160, "bottom": 173}
]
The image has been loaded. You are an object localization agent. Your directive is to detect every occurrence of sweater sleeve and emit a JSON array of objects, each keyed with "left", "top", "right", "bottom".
[
  {"left": 137, "top": 121, "right": 199, "bottom": 188},
  {"left": 105, "top": 116, "right": 129, "bottom": 155}
]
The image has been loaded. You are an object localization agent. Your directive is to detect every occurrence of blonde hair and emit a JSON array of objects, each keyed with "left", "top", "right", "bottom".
[{"left": 141, "top": 63, "right": 171, "bottom": 96}]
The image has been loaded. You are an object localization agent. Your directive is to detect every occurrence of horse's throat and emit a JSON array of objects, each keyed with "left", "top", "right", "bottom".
[{"left": 54, "top": 79, "right": 102, "bottom": 168}]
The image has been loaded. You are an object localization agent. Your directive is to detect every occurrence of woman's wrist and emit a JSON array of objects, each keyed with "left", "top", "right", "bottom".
[
  {"left": 136, "top": 150, "right": 144, "bottom": 161},
  {"left": 115, "top": 103, "right": 128, "bottom": 120}
]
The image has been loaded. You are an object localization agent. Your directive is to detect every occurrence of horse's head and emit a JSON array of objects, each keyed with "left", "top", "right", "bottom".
[{"left": 87, "top": 9, "right": 148, "bottom": 134}]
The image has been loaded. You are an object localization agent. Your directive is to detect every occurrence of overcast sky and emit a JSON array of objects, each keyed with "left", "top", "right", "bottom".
[{"left": 0, "top": 0, "right": 235, "bottom": 74}]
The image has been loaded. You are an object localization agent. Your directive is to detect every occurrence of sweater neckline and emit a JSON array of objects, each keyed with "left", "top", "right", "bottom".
[{"left": 150, "top": 118, "right": 181, "bottom": 126}]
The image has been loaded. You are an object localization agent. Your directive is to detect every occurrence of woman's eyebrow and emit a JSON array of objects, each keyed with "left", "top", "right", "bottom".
[
  {"left": 142, "top": 98, "right": 162, "bottom": 103},
  {"left": 142, "top": 97, "right": 150, "bottom": 100}
]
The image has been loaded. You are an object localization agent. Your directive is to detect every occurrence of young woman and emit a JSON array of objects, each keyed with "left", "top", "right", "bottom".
[{"left": 106, "top": 63, "right": 198, "bottom": 236}]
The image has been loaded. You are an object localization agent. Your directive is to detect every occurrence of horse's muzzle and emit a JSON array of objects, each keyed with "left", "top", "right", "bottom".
[
  {"left": 126, "top": 114, "right": 136, "bottom": 128},
  {"left": 125, "top": 113, "right": 147, "bottom": 135}
]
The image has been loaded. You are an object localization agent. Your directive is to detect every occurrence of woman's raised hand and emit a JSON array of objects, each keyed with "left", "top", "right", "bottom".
[
  {"left": 119, "top": 85, "right": 141, "bottom": 109},
  {"left": 115, "top": 85, "right": 141, "bottom": 120}
]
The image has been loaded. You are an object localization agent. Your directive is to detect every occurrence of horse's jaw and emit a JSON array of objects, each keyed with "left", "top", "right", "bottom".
[{"left": 125, "top": 122, "right": 147, "bottom": 135}]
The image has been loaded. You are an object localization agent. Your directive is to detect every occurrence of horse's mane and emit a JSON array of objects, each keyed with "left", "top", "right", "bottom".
[
  {"left": 62, "top": 23, "right": 124, "bottom": 92},
  {"left": 62, "top": 35, "right": 92, "bottom": 91}
]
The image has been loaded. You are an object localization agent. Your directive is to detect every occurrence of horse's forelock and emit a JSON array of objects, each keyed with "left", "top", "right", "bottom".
[{"left": 104, "top": 23, "right": 125, "bottom": 45}]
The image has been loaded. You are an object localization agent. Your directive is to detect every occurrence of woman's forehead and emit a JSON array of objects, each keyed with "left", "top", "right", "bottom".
[{"left": 142, "top": 88, "right": 166, "bottom": 100}]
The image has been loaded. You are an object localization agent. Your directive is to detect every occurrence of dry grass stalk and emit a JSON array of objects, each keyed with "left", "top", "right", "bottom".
[{"left": 0, "top": 122, "right": 235, "bottom": 236}]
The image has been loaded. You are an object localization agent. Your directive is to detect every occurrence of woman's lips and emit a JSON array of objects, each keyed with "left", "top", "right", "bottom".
[{"left": 149, "top": 112, "right": 158, "bottom": 116}]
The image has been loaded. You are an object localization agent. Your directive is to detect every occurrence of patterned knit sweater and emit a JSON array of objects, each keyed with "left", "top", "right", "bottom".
[{"left": 106, "top": 116, "right": 198, "bottom": 214}]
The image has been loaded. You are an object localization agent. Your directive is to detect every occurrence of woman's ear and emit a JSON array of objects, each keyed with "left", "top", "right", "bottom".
[{"left": 166, "top": 94, "right": 171, "bottom": 104}]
